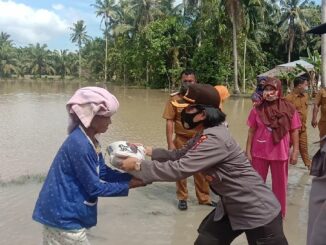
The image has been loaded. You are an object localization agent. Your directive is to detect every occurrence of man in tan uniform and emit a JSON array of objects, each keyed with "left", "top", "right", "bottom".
[
  {"left": 312, "top": 87, "right": 326, "bottom": 138},
  {"left": 162, "top": 69, "right": 212, "bottom": 210},
  {"left": 285, "top": 76, "right": 311, "bottom": 168}
]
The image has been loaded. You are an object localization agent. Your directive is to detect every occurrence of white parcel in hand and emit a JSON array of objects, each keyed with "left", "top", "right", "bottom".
[{"left": 106, "top": 141, "right": 145, "bottom": 174}]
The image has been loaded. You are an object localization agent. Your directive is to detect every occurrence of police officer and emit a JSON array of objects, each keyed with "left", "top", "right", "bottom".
[
  {"left": 121, "top": 84, "right": 288, "bottom": 245},
  {"left": 285, "top": 76, "right": 312, "bottom": 168},
  {"left": 162, "top": 69, "right": 212, "bottom": 210}
]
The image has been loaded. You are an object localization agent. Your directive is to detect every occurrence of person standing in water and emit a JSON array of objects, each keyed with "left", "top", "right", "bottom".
[
  {"left": 251, "top": 76, "right": 267, "bottom": 106},
  {"left": 32, "top": 87, "right": 144, "bottom": 244},
  {"left": 121, "top": 83, "right": 288, "bottom": 245},
  {"left": 162, "top": 69, "right": 213, "bottom": 210},
  {"left": 246, "top": 77, "right": 301, "bottom": 218},
  {"left": 285, "top": 75, "right": 311, "bottom": 168}
]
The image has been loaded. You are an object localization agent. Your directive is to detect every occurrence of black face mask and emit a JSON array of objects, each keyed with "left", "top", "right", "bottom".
[
  {"left": 181, "top": 107, "right": 203, "bottom": 130},
  {"left": 179, "top": 82, "right": 190, "bottom": 95}
]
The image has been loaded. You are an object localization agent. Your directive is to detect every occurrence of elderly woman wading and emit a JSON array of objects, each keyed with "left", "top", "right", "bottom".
[{"left": 32, "top": 87, "right": 144, "bottom": 244}]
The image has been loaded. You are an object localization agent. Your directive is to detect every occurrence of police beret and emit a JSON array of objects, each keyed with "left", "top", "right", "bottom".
[{"left": 171, "top": 84, "right": 220, "bottom": 108}]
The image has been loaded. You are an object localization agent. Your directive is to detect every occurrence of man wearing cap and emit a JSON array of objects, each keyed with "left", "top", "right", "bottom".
[
  {"left": 285, "top": 76, "right": 312, "bottom": 168},
  {"left": 162, "top": 69, "right": 212, "bottom": 210}
]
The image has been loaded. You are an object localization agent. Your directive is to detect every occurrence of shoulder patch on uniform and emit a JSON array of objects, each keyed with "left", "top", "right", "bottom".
[{"left": 192, "top": 135, "right": 208, "bottom": 150}]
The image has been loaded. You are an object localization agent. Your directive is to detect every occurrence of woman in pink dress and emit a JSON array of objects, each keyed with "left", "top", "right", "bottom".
[{"left": 246, "top": 77, "right": 301, "bottom": 218}]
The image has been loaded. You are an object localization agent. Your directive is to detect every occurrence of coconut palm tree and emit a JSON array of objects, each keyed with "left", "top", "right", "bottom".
[
  {"left": 92, "top": 0, "right": 119, "bottom": 82},
  {"left": 279, "top": 0, "right": 309, "bottom": 62},
  {"left": 14, "top": 48, "right": 30, "bottom": 78},
  {"left": 0, "top": 32, "right": 17, "bottom": 78},
  {"left": 70, "top": 20, "right": 90, "bottom": 78},
  {"left": 112, "top": 1, "right": 134, "bottom": 36},
  {"left": 0, "top": 42, "right": 17, "bottom": 78},
  {"left": 219, "top": 0, "right": 244, "bottom": 94},
  {"left": 53, "top": 49, "right": 72, "bottom": 79},
  {"left": 130, "top": 0, "right": 164, "bottom": 31},
  {"left": 241, "top": 0, "right": 264, "bottom": 93},
  {"left": 0, "top": 32, "right": 12, "bottom": 46},
  {"left": 83, "top": 38, "right": 106, "bottom": 79},
  {"left": 26, "top": 43, "right": 55, "bottom": 77},
  {"left": 219, "top": 0, "right": 265, "bottom": 93},
  {"left": 183, "top": 0, "right": 202, "bottom": 15}
]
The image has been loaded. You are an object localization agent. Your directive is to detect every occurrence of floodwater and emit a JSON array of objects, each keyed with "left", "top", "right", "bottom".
[{"left": 0, "top": 81, "right": 320, "bottom": 244}]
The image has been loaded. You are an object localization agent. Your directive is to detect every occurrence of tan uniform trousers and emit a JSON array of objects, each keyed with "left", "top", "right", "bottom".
[
  {"left": 174, "top": 135, "right": 211, "bottom": 204},
  {"left": 299, "top": 129, "right": 311, "bottom": 166}
]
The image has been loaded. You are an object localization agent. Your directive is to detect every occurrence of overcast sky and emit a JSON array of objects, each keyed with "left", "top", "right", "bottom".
[{"left": 0, "top": 0, "right": 320, "bottom": 51}]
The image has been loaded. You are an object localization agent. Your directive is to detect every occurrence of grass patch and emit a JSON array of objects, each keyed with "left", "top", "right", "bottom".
[{"left": 0, "top": 174, "right": 46, "bottom": 187}]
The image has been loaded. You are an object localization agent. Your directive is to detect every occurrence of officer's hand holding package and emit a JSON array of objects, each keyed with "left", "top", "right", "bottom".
[{"left": 121, "top": 146, "right": 152, "bottom": 172}]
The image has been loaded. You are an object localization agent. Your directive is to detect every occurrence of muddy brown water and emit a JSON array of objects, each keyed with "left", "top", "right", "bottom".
[{"left": 0, "top": 81, "right": 320, "bottom": 244}]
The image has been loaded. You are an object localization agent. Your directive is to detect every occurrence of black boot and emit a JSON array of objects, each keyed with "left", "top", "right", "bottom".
[{"left": 178, "top": 200, "right": 188, "bottom": 210}]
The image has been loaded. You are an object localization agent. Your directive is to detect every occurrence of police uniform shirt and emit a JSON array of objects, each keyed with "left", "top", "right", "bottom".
[{"left": 137, "top": 125, "right": 281, "bottom": 230}]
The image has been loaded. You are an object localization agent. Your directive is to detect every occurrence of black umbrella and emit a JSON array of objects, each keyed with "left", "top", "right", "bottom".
[{"left": 306, "top": 23, "right": 326, "bottom": 35}]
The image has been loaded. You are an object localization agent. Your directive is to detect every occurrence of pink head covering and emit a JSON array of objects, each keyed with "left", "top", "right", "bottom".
[{"left": 66, "top": 87, "right": 119, "bottom": 133}]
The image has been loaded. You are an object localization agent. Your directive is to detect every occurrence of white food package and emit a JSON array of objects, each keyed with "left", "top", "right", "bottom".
[{"left": 106, "top": 141, "right": 145, "bottom": 174}]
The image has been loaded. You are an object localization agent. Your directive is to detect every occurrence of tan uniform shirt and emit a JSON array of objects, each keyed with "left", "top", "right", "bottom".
[
  {"left": 138, "top": 125, "right": 281, "bottom": 230},
  {"left": 285, "top": 92, "right": 308, "bottom": 131},
  {"left": 315, "top": 88, "right": 326, "bottom": 122},
  {"left": 162, "top": 93, "right": 197, "bottom": 139}
]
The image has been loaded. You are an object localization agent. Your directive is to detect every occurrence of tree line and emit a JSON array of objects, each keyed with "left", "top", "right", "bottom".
[{"left": 0, "top": 0, "right": 322, "bottom": 93}]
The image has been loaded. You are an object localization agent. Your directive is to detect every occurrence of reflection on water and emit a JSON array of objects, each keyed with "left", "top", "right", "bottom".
[{"left": 0, "top": 81, "right": 320, "bottom": 245}]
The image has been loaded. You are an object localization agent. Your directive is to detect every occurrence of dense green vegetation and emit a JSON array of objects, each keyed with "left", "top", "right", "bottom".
[{"left": 0, "top": 0, "right": 322, "bottom": 92}]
